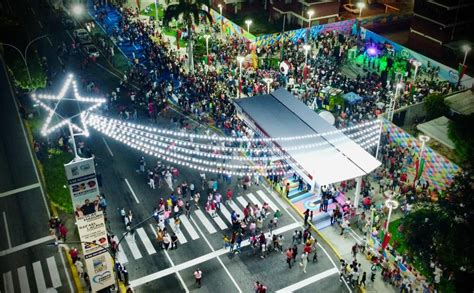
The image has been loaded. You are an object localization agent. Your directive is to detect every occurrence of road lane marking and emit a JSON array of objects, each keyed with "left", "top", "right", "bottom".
[
  {"left": 32, "top": 261, "right": 47, "bottom": 292},
  {"left": 18, "top": 266, "right": 30, "bottom": 293},
  {"left": 0, "top": 235, "right": 55, "bottom": 257},
  {"left": 179, "top": 215, "right": 199, "bottom": 240},
  {"left": 275, "top": 268, "right": 339, "bottom": 292},
  {"left": 148, "top": 225, "right": 189, "bottom": 292},
  {"left": 0, "top": 183, "right": 41, "bottom": 197},
  {"left": 102, "top": 137, "right": 114, "bottom": 157},
  {"left": 116, "top": 243, "right": 129, "bottom": 264},
  {"left": 228, "top": 201, "right": 244, "bottom": 218},
  {"left": 57, "top": 56, "right": 64, "bottom": 65},
  {"left": 46, "top": 37, "right": 53, "bottom": 47},
  {"left": 190, "top": 216, "right": 242, "bottom": 292},
  {"left": 236, "top": 196, "right": 249, "bottom": 209},
  {"left": 124, "top": 178, "right": 140, "bottom": 204},
  {"left": 256, "top": 190, "right": 278, "bottom": 212},
  {"left": 129, "top": 222, "right": 300, "bottom": 288},
  {"left": 136, "top": 227, "right": 156, "bottom": 255},
  {"left": 218, "top": 204, "right": 232, "bottom": 225},
  {"left": 1, "top": 57, "right": 50, "bottom": 216},
  {"left": 46, "top": 256, "right": 61, "bottom": 288},
  {"left": 168, "top": 220, "right": 187, "bottom": 244},
  {"left": 58, "top": 247, "right": 74, "bottom": 293},
  {"left": 246, "top": 192, "right": 262, "bottom": 208},
  {"left": 124, "top": 232, "right": 142, "bottom": 260},
  {"left": 194, "top": 209, "right": 217, "bottom": 234},
  {"left": 38, "top": 20, "right": 43, "bottom": 28},
  {"left": 3, "top": 271, "right": 14, "bottom": 293},
  {"left": 210, "top": 210, "right": 228, "bottom": 230},
  {"left": 30, "top": 7, "right": 35, "bottom": 15},
  {"left": 2, "top": 212, "right": 11, "bottom": 248}
]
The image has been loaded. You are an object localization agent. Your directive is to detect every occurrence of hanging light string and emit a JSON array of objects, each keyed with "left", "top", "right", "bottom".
[
  {"left": 87, "top": 114, "right": 379, "bottom": 154},
  {"left": 87, "top": 113, "right": 379, "bottom": 143},
  {"left": 89, "top": 120, "right": 379, "bottom": 174}
]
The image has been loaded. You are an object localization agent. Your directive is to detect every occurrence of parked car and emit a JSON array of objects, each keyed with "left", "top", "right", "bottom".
[
  {"left": 82, "top": 44, "right": 100, "bottom": 58},
  {"left": 73, "top": 28, "right": 91, "bottom": 45}
]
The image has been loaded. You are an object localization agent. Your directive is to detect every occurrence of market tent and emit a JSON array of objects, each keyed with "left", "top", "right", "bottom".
[
  {"left": 235, "top": 88, "right": 381, "bottom": 186},
  {"left": 343, "top": 92, "right": 363, "bottom": 105}
]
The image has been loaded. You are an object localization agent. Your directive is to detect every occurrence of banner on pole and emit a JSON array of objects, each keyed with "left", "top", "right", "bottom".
[
  {"left": 77, "top": 211, "right": 115, "bottom": 291},
  {"left": 64, "top": 157, "right": 101, "bottom": 219}
]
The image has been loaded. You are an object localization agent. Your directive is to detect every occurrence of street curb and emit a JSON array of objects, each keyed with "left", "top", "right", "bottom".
[{"left": 64, "top": 247, "right": 84, "bottom": 293}]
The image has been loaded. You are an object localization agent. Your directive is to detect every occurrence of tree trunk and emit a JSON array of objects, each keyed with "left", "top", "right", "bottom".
[{"left": 187, "top": 24, "right": 194, "bottom": 74}]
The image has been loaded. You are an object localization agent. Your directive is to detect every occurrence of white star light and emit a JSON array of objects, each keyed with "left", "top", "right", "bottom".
[{"left": 31, "top": 74, "right": 106, "bottom": 137}]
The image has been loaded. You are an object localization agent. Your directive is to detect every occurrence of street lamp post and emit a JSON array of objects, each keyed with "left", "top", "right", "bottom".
[
  {"left": 218, "top": 4, "right": 223, "bottom": 36},
  {"left": 303, "top": 44, "right": 310, "bottom": 81},
  {"left": 357, "top": 2, "right": 366, "bottom": 19},
  {"left": 204, "top": 35, "right": 210, "bottom": 73},
  {"left": 237, "top": 56, "right": 245, "bottom": 97},
  {"left": 245, "top": 19, "right": 252, "bottom": 35},
  {"left": 154, "top": 0, "right": 159, "bottom": 29},
  {"left": 462, "top": 45, "right": 471, "bottom": 66},
  {"left": 412, "top": 60, "right": 422, "bottom": 83},
  {"left": 384, "top": 196, "right": 399, "bottom": 232},
  {"left": 306, "top": 10, "right": 314, "bottom": 43},
  {"left": 263, "top": 78, "right": 273, "bottom": 94},
  {"left": 0, "top": 35, "right": 48, "bottom": 84},
  {"left": 388, "top": 82, "right": 403, "bottom": 122}
]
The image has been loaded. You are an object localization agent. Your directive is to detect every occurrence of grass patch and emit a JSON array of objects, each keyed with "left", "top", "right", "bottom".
[
  {"left": 42, "top": 149, "right": 74, "bottom": 213},
  {"left": 141, "top": 3, "right": 164, "bottom": 19}
]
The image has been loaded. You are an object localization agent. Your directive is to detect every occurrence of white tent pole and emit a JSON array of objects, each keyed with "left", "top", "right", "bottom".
[{"left": 353, "top": 176, "right": 362, "bottom": 209}]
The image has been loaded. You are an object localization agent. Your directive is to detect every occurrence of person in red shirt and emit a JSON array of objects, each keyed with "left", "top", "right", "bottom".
[
  {"left": 363, "top": 197, "right": 371, "bottom": 210},
  {"left": 226, "top": 188, "right": 233, "bottom": 204}
]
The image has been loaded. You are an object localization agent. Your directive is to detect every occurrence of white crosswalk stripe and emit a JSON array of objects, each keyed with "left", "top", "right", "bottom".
[
  {"left": 137, "top": 228, "right": 157, "bottom": 255},
  {"left": 3, "top": 271, "right": 14, "bottom": 293},
  {"left": 194, "top": 209, "right": 217, "bottom": 234},
  {"left": 179, "top": 215, "right": 199, "bottom": 240},
  {"left": 169, "top": 220, "right": 188, "bottom": 244},
  {"left": 124, "top": 232, "right": 143, "bottom": 260},
  {"left": 32, "top": 261, "right": 46, "bottom": 292},
  {"left": 237, "top": 196, "right": 249, "bottom": 209},
  {"left": 219, "top": 204, "right": 233, "bottom": 224},
  {"left": 46, "top": 256, "right": 61, "bottom": 288},
  {"left": 228, "top": 201, "right": 244, "bottom": 218},
  {"left": 17, "top": 266, "right": 30, "bottom": 293},
  {"left": 256, "top": 190, "right": 278, "bottom": 212},
  {"left": 247, "top": 193, "right": 262, "bottom": 208},
  {"left": 116, "top": 243, "right": 129, "bottom": 264},
  {"left": 211, "top": 208, "right": 228, "bottom": 230}
]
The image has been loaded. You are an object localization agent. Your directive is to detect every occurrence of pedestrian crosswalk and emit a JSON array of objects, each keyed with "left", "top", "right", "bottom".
[
  {"left": 2, "top": 255, "right": 63, "bottom": 293},
  {"left": 116, "top": 190, "right": 283, "bottom": 265}
]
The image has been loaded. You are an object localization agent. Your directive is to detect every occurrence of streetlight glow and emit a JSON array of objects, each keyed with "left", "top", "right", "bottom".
[
  {"left": 245, "top": 19, "right": 252, "bottom": 34},
  {"left": 357, "top": 2, "right": 365, "bottom": 18},
  {"left": 71, "top": 4, "right": 84, "bottom": 16}
]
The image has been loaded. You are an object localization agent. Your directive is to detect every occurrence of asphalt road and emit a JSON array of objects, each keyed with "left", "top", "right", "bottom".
[{"left": 0, "top": 0, "right": 351, "bottom": 292}]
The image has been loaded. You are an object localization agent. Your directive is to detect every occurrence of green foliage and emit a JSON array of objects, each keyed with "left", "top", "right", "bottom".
[
  {"left": 42, "top": 150, "right": 74, "bottom": 213},
  {"left": 163, "top": 0, "right": 213, "bottom": 28},
  {"left": 448, "top": 114, "right": 474, "bottom": 165},
  {"left": 399, "top": 170, "right": 474, "bottom": 292},
  {"left": 7, "top": 52, "right": 47, "bottom": 90},
  {"left": 423, "top": 93, "right": 449, "bottom": 120}
]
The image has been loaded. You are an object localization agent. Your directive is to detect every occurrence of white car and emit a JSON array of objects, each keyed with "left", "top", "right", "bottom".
[
  {"left": 74, "top": 28, "right": 91, "bottom": 44},
  {"left": 83, "top": 44, "right": 100, "bottom": 58}
]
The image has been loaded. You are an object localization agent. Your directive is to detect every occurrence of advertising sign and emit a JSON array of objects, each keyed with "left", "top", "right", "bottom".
[
  {"left": 64, "top": 157, "right": 101, "bottom": 218},
  {"left": 84, "top": 249, "right": 115, "bottom": 292}
]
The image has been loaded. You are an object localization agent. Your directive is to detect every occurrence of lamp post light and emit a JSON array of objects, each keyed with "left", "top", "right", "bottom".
[
  {"left": 462, "top": 44, "right": 471, "bottom": 67},
  {"left": 154, "top": 0, "right": 159, "bottom": 29},
  {"left": 263, "top": 78, "right": 273, "bottom": 94},
  {"left": 245, "top": 19, "right": 252, "bottom": 34},
  {"left": 218, "top": 4, "right": 223, "bottom": 36},
  {"left": 418, "top": 135, "right": 430, "bottom": 160},
  {"left": 388, "top": 82, "right": 403, "bottom": 122},
  {"left": 71, "top": 4, "right": 84, "bottom": 16},
  {"left": 303, "top": 44, "right": 311, "bottom": 65},
  {"left": 357, "top": 2, "right": 366, "bottom": 19},
  {"left": 204, "top": 34, "right": 210, "bottom": 72},
  {"left": 307, "top": 9, "right": 314, "bottom": 29},
  {"left": 412, "top": 60, "right": 422, "bottom": 82},
  {"left": 384, "top": 196, "right": 399, "bottom": 232},
  {"left": 237, "top": 56, "right": 245, "bottom": 97},
  {"left": 0, "top": 35, "right": 48, "bottom": 85}
]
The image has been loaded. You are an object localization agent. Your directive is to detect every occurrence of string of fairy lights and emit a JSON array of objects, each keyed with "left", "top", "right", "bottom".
[{"left": 85, "top": 114, "right": 380, "bottom": 176}]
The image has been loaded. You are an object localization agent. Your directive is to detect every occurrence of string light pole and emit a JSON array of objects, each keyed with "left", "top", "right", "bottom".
[
  {"left": 245, "top": 19, "right": 252, "bottom": 35},
  {"left": 357, "top": 2, "right": 366, "bottom": 19},
  {"left": 306, "top": 10, "right": 314, "bottom": 43},
  {"left": 0, "top": 35, "right": 48, "bottom": 84},
  {"left": 204, "top": 34, "right": 211, "bottom": 73},
  {"left": 237, "top": 56, "right": 245, "bottom": 97},
  {"left": 263, "top": 78, "right": 273, "bottom": 94},
  {"left": 412, "top": 60, "right": 422, "bottom": 83},
  {"left": 218, "top": 4, "right": 223, "bottom": 36},
  {"left": 387, "top": 82, "right": 403, "bottom": 122}
]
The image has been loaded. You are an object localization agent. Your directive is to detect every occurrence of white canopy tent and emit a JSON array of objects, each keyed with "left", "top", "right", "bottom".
[{"left": 235, "top": 88, "right": 381, "bottom": 204}]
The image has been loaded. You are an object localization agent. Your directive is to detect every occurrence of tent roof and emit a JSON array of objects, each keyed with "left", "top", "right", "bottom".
[
  {"left": 416, "top": 116, "right": 455, "bottom": 149},
  {"left": 343, "top": 92, "right": 363, "bottom": 105},
  {"left": 235, "top": 88, "right": 381, "bottom": 185}
]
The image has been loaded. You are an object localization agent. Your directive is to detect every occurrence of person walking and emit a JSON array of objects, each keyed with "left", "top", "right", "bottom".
[
  {"left": 286, "top": 248, "right": 293, "bottom": 269},
  {"left": 292, "top": 244, "right": 298, "bottom": 264},
  {"left": 59, "top": 223, "right": 68, "bottom": 242},
  {"left": 360, "top": 271, "right": 367, "bottom": 287},
  {"left": 123, "top": 266, "right": 129, "bottom": 286},
  {"left": 300, "top": 252, "right": 309, "bottom": 273},
  {"left": 75, "top": 257, "right": 84, "bottom": 278},
  {"left": 171, "top": 234, "right": 178, "bottom": 250},
  {"left": 194, "top": 268, "right": 202, "bottom": 288}
]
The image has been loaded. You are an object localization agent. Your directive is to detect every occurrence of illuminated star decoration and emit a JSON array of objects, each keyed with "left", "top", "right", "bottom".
[{"left": 31, "top": 74, "right": 106, "bottom": 137}]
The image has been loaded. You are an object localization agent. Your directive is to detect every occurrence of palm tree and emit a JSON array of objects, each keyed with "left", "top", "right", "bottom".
[{"left": 164, "top": 0, "right": 213, "bottom": 74}]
